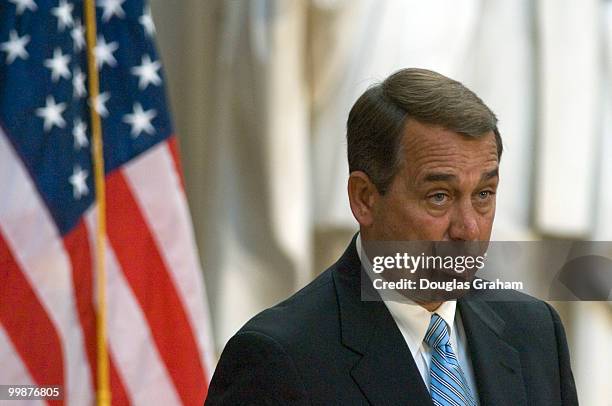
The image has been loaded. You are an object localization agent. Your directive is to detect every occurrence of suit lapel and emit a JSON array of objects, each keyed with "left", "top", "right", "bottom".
[
  {"left": 349, "top": 308, "right": 433, "bottom": 406},
  {"left": 332, "top": 239, "right": 433, "bottom": 406},
  {"left": 458, "top": 298, "right": 527, "bottom": 406}
]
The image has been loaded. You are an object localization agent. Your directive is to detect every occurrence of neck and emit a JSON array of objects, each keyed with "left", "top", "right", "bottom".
[
  {"left": 357, "top": 232, "right": 445, "bottom": 312},
  {"left": 416, "top": 300, "right": 442, "bottom": 312}
]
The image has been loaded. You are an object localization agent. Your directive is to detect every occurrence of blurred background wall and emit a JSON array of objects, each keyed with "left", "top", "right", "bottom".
[{"left": 149, "top": 1, "right": 611, "bottom": 404}]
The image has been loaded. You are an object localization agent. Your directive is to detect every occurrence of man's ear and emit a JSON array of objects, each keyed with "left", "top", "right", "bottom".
[{"left": 348, "top": 171, "right": 379, "bottom": 227}]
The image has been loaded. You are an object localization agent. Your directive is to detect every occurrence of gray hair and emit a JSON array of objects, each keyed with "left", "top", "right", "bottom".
[{"left": 347, "top": 68, "right": 502, "bottom": 194}]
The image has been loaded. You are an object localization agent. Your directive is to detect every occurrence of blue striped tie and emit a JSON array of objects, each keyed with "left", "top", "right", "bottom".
[{"left": 424, "top": 313, "right": 476, "bottom": 406}]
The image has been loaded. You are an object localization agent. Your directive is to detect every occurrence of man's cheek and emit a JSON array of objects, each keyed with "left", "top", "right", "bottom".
[
  {"left": 477, "top": 215, "right": 495, "bottom": 240},
  {"left": 413, "top": 216, "right": 450, "bottom": 240}
]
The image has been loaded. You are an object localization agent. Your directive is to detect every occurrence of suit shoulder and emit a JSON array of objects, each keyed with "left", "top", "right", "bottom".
[
  {"left": 475, "top": 286, "right": 551, "bottom": 312},
  {"left": 236, "top": 267, "right": 339, "bottom": 346},
  {"left": 468, "top": 288, "right": 562, "bottom": 338}
]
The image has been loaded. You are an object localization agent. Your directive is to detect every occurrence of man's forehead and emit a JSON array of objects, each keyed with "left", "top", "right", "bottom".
[
  {"left": 400, "top": 121, "right": 499, "bottom": 181},
  {"left": 402, "top": 120, "right": 497, "bottom": 153},
  {"left": 411, "top": 165, "right": 499, "bottom": 189},
  {"left": 421, "top": 168, "right": 499, "bottom": 183},
  {"left": 402, "top": 120, "right": 497, "bottom": 158}
]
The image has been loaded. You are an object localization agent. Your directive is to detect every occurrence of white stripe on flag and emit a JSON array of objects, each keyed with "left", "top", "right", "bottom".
[
  {"left": 0, "top": 131, "right": 93, "bottom": 405},
  {"left": 123, "top": 140, "right": 216, "bottom": 375},
  {"left": 84, "top": 209, "right": 182, "bottom": 406}
]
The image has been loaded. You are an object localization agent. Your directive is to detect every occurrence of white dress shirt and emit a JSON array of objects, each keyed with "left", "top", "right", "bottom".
[{"left": 356, "top": 235, "right": 480, "bottom": 404}]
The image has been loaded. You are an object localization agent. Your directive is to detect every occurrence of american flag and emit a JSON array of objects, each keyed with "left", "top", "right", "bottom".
[{"left": 0, "top": 0, "right": 214, "bottom": 404}]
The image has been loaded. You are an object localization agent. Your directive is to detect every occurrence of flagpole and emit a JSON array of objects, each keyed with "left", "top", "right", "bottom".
[{"left": 83, "top": 0, "right": 110, "bottom": 405}]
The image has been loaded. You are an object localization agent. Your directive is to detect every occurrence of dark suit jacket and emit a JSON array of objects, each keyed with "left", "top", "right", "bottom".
[{"left": 206, "top": 237, "right": 578, "bottom": 405}]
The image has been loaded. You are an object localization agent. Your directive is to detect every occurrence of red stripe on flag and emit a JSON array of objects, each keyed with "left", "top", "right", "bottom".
[
  {"left": 0, "top": 229, "right": 64, "bottom": 406},
  {"left": 105, "top": 171, "right": 206, "bottom": 405},
  {"left": 109, "top": 352, "right": 131, "bottom": 406},
  {"left": 167, "top": 136, "right": 186, "bottom": 191},
  {"left": 63, "top": 220, "right": 130, "bottom": 405}
]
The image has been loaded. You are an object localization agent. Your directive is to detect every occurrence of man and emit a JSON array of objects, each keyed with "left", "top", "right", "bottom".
[{"left": 205, "top": 69, "right": 578, "bottom": 405}]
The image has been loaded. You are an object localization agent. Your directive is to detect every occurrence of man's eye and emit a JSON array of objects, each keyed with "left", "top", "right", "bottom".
[
  {"left": 478, "top": 190, "right": 494, "bottom": 200},
  {"left": 428, "top": 193, "right": 449, "bottom": 205}
]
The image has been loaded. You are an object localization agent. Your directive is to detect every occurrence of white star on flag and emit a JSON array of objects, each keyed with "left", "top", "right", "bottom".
[
  {"left": 44, "top": 48, "right": 71, "bottom": 82},
  {"left": 139, "top": 5, "right": 156, "bottom": 37},
  {"left": 91, "top": 91, "right": 111, "bottom": 117},
  {"left": 98, "top": 0, "right": 126, "bottom": 22},
  {"left": 123, "top": 102, "right": 156, "bottom": 137},
  {"left": 72, "top": 119, "right": 88, "bottom": 149},
  {"left": 9, "top": 0, "right": 38, "bottom": 15},
  {"left": 131, "top": 55, "right": 161, "bottom": 90},
  {"left": 94, "top": 36, "right": 118, "bottom": 69},
  {"left": 1, "top": 30, "right": 30, "bottom": 64},
  {"left": 73, "top": 67, "right": 86, "bottom": 99},
  {"left": 36, "top": 96, "right": 66, "bottom": 132},
  {"left": 71, "top": 20, "right": 86, "bottom": 52},
  {"left": 51, "top": 0, "right": 74, "bottom": 32},
  {"left": 69, "top": 165, "right": 89, "bottom": 199}
]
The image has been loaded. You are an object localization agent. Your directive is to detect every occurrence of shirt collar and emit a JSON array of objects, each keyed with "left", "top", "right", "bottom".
[{"left": 356, "top": 234, "right": 457, "bottom": 357}]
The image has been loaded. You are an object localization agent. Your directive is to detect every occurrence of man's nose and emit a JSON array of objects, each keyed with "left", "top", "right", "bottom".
[{"left": 448, "top": 200, "right": 479, "bottom": 241}]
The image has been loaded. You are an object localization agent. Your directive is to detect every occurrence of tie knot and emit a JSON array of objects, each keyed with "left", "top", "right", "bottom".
[{"left": 424, "top": 313, "right": 450, "bottom": 349}]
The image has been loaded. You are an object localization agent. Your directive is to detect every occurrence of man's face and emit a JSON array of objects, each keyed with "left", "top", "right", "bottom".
[{"left": 367, "top": 120, "right": 499, "bottom": 242}]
